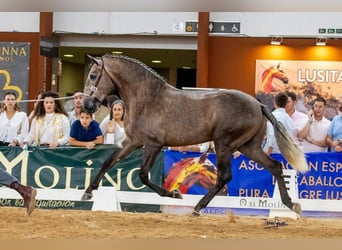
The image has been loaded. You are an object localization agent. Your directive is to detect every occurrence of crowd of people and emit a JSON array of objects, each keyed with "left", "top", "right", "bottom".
[
  {"left": 266, "top": 91, "right": 342, "bottom": 154},
  {"left": 0, "top": 89, "right": 126, "bottom": 215}
]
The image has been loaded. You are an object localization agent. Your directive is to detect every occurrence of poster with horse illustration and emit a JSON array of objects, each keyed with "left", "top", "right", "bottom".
[{"left": 255, "top": 59, "right": 342, "bottom": 119}]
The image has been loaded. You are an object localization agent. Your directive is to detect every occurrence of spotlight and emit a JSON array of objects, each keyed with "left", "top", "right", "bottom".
[
  {"left": 270, "top": 36, "right": 283, "bottom": 45},
  {"left": 316, "top": 37, "right": 327, "bottom": 46}
]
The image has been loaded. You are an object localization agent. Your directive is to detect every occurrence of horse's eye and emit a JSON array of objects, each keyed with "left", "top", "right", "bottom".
[{"left": 89, "top": 73, "right": 97, "bottom": 81}]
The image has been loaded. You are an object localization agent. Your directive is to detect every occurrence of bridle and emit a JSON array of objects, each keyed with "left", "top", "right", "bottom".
[
  {"left": 86, "top": 56, "right": 118, "bottom": 104},
  {"left": 87, "top": 58, "right": 105, "bottom": 98}
]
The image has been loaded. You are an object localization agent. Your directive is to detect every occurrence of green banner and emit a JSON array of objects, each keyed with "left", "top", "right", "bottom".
[{"left": 0, "top": 145, "right": 164, "bottom": 192}]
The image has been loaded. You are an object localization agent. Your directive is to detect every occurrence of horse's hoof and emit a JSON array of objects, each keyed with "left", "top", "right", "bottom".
[
  {"left": 292, "top": 203, "right": 301, "bottom": 214},
  {"left": 191, "top": 210, "right": 201, "bottom": 217},
  {"left": 172, "top": 189, "right": 183, "bottom": 199},
  {"left": 81, "top": 192, "right": 93, "bottom": 200}
]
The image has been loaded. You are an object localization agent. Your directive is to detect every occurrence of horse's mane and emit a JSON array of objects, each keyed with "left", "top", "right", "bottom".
[{"left": 103, "top": 54, "right": 168, "bottom": 84}]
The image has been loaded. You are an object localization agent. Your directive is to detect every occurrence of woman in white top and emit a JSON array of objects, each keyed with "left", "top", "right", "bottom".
[
  {"left": 0, "top": 91, "right": 29, "bottom": 146},
  {"left": 100, "top": 100, "right": 126, "bottom": 147},
  {"left": 24, "top": 91, "right": 70, "bottom": 149}
]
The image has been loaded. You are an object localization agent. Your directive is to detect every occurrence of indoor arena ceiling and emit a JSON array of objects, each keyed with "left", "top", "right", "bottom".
[{"left": 59, "top": 47, "right": 198, "bottom": 69}]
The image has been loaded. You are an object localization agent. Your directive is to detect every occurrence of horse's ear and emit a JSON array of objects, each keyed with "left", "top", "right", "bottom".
[{"left": 87, "top": 54, "right": 101, "bottom": 66}]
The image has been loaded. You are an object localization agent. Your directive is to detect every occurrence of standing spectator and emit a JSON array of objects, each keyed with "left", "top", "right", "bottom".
[
  {"left": 93, "top": 105, "right": 109, "bottom": 125},
  {"left": 67, "top": 89, "right": 84, "bottom": 126},
  {"left": 104, "top": 94, "right": 120, "bottom": 113},
  {"left": 0, "top": 168, "right": 36, "bottom": 215},
  {"left": 0, "top": 91, "right": 29, "bottom": 146},
  {"left": 100, "top": 99, "right": 126, "bottom": 147},
  {"left": 285, "top": 91, "right": 308, "bottom": 150},
  {"left": 264, "top": 92, "right": 297, "bottom": 154},
  {"left": 23, "top": 91, "right": 70, "bottom": 149},
  {"left": 326, "top": 95, "right": 342, "bottom": 152},
  {"left": 69, "top": 108, "right": 103, "bottom": 149},
  {"left": 298, "top": 97, "right": 331, "bottom": 152},
  {"left": 28, "top": 91, "right": 44, "bottom": 126}
]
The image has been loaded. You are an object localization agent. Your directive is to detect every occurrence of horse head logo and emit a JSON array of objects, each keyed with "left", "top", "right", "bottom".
[{"left": 261, "top": 63, "right": 289, "bottom": 93}]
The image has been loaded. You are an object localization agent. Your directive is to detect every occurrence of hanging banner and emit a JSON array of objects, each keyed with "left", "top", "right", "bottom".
[
  {"left": 0, "top": 42, "right": 30, "bottom": 112},
  {"left": 255, "top": 59, "right": 342, "bottom": 119},
  {"left": 163, "top": 150, "right": 341, "bottom": 216},
  {"left": 0, "top": 145, "right": 164, "bottom": 211}
]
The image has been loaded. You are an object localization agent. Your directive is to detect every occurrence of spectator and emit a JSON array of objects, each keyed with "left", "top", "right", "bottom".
[
  {"left": 69, "top": 108, "right": 103, "bottom": 149},
  {"left": 104, "top": 94, "right": 120, "bottom": 113},
  {"left": 262, "top": 121, "right": 278, "bottom": 155},
  {"left": 326, "top": 95, "right": 342, "bottom": 152},
  {"left": 285, "top": 91, "right": 309, "bottom": 150},
  {"left": 28, "top": 91, "right": 44, "bottom": 126},
  {"left": 0, "top": 91, "right": 29, "bottom": 146},
  {"left": 67, "top": 89, "right": 84, "bottom": 126},
  {"left": 298, "top": 97, "right": 331, "bottom": 152},
  {"left": 93, "top": 105, "right": 109, "bottom": 125},
  {"left": 0, "top": 168, "right": 36, "bottom": 215},
  {"left": 24, "top": 91, "right": 70, "bottom": 149},
  {"left": 264, "top": 92, "right": 297, "bottom": 154},
  {"left": 100, "top": 99, "right": 126, "bottom": 147}
]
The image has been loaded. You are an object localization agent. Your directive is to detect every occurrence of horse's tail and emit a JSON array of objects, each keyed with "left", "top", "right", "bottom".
[{"left": 261, "top": 105, "right": 309, "bottom": 173}]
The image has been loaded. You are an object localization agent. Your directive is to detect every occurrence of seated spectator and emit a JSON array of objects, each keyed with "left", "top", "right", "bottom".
[
  {"left": 0, "top": 91, "right": 29, "bottom": 146},
  {"left": 297, "top": 97, "right": 331, "bottom": 152},
  {"left": 24, "top": 91, "right": 70, "bottom": 149},
  {"left": 326, "top": 95, "right": 342, "bottom": 152},
  {"left": 69, "top": 108, "right": 103, "bottom": 149},
  {"left": 67, "top": 89, "right": 84, "bottom": 126},
  {"left": 100, "top": 100, "right": 126, "bottom": 147}
]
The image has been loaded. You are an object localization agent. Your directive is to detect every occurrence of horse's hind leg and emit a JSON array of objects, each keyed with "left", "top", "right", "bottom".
[
  {"left": 192, "top": 146, "right": 233, "bottom": 216},
  {"left": 81, "top": 144, "right": 140, "bottom": 200},
  {"left": 139, "top": 146, "right": 182, "bottom": 198},
  {"left": 240, "top": 144, "right": 300, "bottom": 214}
]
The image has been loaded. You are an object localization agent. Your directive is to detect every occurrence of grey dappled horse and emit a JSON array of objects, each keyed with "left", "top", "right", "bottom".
[{"left": 82, "top": 54, "right": 309, "bottom": 216}]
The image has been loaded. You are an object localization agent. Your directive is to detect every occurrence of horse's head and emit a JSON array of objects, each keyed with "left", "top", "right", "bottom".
[
  {"left": 83, "top": 55, "right": 115, "bottom": 114},
  {"left": 261, "top": 63, "right": 289, "bottom": 92},
  {"left": 272, "top": 63, "right": 289, "bottom": 84}
]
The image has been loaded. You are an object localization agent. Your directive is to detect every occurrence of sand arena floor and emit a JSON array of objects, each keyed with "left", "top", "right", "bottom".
[{"left": 0, "top": 207, "right": 341, "bottom": 239}]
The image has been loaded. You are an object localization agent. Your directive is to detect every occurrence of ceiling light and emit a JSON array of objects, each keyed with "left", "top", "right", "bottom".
[
  {"left": 63, "top": 54, "right": 74, "bottom": 58},
  {"left": 152, "top": 60, "right": 161, "bottom": 64},
  {"left": 316, "top": 37, "right": 327, "bottom": 46},
  {"left": 270, "top": 36, "right": 283, "bottom": 45},
  {"left": 182, "top": 66, "right": 191, "bottom": 69},
  {"left": 111, "top": 51, "right": 123, "bottom": 54}
]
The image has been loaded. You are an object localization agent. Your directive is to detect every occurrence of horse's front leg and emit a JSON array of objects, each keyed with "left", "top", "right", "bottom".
[
  {"left": 139, "top": 146, "right": 182, "bottom": 199},
  {"left": 81, "top": 144, "right": 139, "bottom": 200},
  {"left": 192, "top": 149, "right": 232, "bottom": 216}
]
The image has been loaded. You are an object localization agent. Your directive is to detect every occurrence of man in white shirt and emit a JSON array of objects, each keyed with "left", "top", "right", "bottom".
[
  {"left": 264, "top": 92, "right": 297, "bottom": 154},
  {"left": 298, "top": 97, "right": 331, "bottom": 152},
  {"left": 67, "top": 89, "right": 84, "bottom": 126},
  {"left": 285, "top": 91, "right": 309, "bottom": 151}
]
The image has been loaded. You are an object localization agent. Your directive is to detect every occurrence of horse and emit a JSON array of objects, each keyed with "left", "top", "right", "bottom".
[
  {"left": 262, "top": 63, "right": 289, "bottom": 93},
  {"left": 81, "top": 54, "right": 308, "bottom": 216}
]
